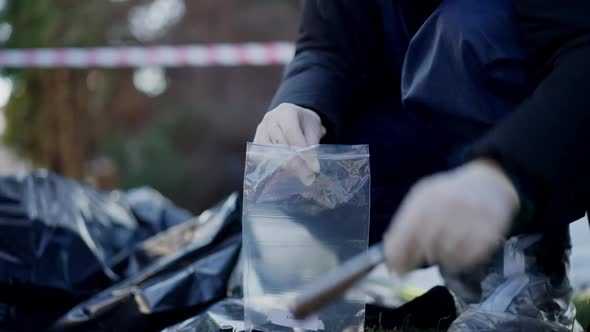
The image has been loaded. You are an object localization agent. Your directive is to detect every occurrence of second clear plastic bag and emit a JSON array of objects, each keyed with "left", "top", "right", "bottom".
[
  {"left": 446, "top": 234, "right": 584, "bottom": 332},
  {"left": 242, "top": 144, "right": 371, "bottom": 332}
]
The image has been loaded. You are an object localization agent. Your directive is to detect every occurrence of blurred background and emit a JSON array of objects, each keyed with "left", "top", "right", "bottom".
[
  {"left": 0, "top": 0, "right": 588, "bottom": 297},
  {"left": 0, "top": 0, "right": 300, "bottom": 213}
]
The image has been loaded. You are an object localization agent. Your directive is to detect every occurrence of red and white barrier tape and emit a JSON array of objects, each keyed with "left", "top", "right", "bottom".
[{"left": 0, "top": 42, "right": 295, "bottom": 68}]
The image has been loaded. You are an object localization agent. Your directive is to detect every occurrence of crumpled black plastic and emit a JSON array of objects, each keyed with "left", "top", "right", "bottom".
[
  {"left": 163, "top": 287, "right": 455, "bottom": 332},
  {"left": 0, "top": 170, "right": 199, "bottom": 331},
  {"left": 162, "top": 298, "right": 245, "bottom": 332},
  {"left": 50, "top": 193, "right": 242, "bottom": 332},
  {"left": 0, "top": 170, "right": 193, "bottom": 330},
  {"left": 125, "top": 186, "right": 193, "bottom": 238}
]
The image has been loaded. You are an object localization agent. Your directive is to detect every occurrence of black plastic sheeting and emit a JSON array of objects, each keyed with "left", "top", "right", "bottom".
[
  {"left": 49, "top": 193, "right": 242, "bottom": 332},
  {"left": 160, "top": 286, "right": 456, "bottom": 332},
  {"left": 0, "top": 171, "right": 191, "bottom": 330},
  {"left": 160, "top": 291, "right": 456, "bottom": 332},
  {"left": 162, "top": 298, "right": 245, "bottom": 332},
  {"left": 125, "top": 186, "right": 193, "bottom": 237},
  {"left": 0, "top": 170, "right": 455, "bottom": 332},
  {"left": 0, "top": 170, "right": 241, "bottom": 331}
]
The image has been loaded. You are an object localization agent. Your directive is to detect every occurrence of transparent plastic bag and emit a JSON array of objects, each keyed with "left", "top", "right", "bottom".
[
  {"left": 242, "top": 144, "right": 371, "bottom": 332},
  {"left": 446, "top": 234, "right": 584, "bottom": 332}
]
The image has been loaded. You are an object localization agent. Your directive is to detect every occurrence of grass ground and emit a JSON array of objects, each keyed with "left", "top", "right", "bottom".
[
  {"left": 367, "top": 293, "right": 590, "bottom": 332},
  {"left": 575, "top": 293, "right": 590, "bottom": 329}
]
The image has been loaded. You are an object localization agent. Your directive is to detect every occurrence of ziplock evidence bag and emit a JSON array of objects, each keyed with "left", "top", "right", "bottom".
[{"left": 243, "top": 144, "right": 371, "bottom": 331}]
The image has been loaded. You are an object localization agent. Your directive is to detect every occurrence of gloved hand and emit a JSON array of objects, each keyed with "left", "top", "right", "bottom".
[
  {"left": 383, "top": 159, "right": 520, "bottom": 274},
  {"left": 254, "top": 103, "right": 327, "bottom": 147},
  {"left": 253, "top": 103, "right": 327, "bottom": 185}
]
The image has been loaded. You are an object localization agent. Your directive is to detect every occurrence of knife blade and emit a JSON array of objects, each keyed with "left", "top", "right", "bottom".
[{"left": 289, "top": 243, "right": 385, "bottom": 320}]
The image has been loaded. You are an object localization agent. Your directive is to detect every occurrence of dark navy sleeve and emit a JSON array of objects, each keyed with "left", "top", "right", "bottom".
[
  {"left": 270, "top": 1, "right": 387, "bottom": 140},
  {"left": 472, "top": 0, "right": 590, "bottom": 228}
]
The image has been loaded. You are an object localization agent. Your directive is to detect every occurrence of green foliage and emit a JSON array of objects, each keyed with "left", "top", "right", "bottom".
[
  {"left": 0, "top": 0, "right": 59, "bottom": 49},
  {"left": 0, "top": 0, "right": 114, "bottom": 49},
  {"left": 574, "top": 293, "right": 590, "bottom": 329},
  {"left": 2, "top": 74, "right": 36, "bottom": 157},
  {"left": 0, "top": 0, "right": 56, "bottom": 158},
  {"left": 101, "top": 111, "right": 195, "bottom": 205},
  {"left": 0, "top": 1, "right": 125, "bottom": 174}
]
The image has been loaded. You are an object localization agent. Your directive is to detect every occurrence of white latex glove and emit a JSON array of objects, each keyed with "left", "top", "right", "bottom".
[
  {"left": 383, "top": 159, "right": 520, "bottom": 274},
  {"left": 254, "top": 103, "right": 327, "bottom": 185},
  {"left": 254, "top": 103, "right": 327, "bottom": 147}
]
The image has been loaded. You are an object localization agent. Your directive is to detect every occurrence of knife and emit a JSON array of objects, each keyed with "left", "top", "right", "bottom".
[{"left": 289, "top": 243, "right": 385, "bottom": 320}]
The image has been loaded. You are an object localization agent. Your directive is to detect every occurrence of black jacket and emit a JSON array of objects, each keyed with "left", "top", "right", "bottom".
[
  {"left": 271, "top": 0, "right": 590, "bottom": 230},
  {"left": 473, "top": 0, "right": 590, "bottom": 229}
]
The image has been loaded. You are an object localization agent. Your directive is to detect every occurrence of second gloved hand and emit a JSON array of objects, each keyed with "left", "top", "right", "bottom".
[{"left": 383, "top": 159, "right": 520, "bottom": 274}]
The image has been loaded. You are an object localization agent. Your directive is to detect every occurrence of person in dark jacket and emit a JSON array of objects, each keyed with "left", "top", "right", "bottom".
[{"left": 253, "top": 0, "right": 589, "bottom": 330}]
